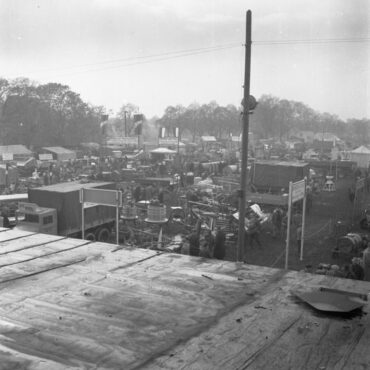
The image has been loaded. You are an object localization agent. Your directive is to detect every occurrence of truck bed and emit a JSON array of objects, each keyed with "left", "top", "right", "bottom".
[{"left": 28, "top": 181, "right": 117, "bottom": 235}]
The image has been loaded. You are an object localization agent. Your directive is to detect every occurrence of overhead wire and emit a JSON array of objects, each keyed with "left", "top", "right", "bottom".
[
  {"left": 29, "top": 43, "right": 241, "bottom": 76},
  {"left": 254, "top": 37, "right": 370, "bottom": 45},
  {"left": 53, "top": 43, "right": 240, "bottom": 77},
  {"left": 28, "top": 36, "right": 370, "bottom": 78}
]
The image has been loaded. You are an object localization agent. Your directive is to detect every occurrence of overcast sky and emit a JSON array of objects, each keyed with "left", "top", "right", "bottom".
[{"left": 0, "top": 0, "right": 369, "bottom": 120}]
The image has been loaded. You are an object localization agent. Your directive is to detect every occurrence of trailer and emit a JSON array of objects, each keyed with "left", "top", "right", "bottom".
[
  {"left": 16, "top": 181, "right": 117, "bottom": 241},
  {"left": 251, "top": 160, "right": 309, "bottom": 193}
]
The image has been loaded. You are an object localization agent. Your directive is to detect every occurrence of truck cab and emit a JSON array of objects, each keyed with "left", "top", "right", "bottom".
[{"left": 16, "top": 202, "right": 57, "bottom": 235}]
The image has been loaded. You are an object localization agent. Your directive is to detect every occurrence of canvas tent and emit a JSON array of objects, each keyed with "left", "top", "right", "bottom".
[
  {"left": 350, "top": 146, "right": 370, "bottom": 168},
  {"left": 42, "top": 147, "right": 77, "bottom": 161},
  {"left": 0, "top": 145, "right": 33, "bottom": 162},
  {"left": 251, "top": 160, "right": 309, "bottom": 192}
]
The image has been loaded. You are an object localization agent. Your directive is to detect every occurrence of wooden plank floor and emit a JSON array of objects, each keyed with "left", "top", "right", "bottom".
[{"left": 0, "top": 229, "right": 369, "bottom": 369}]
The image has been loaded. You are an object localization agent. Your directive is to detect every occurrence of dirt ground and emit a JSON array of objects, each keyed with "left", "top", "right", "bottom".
[{"left": 225, "top": 175, "right": 370, "bottom": 271}]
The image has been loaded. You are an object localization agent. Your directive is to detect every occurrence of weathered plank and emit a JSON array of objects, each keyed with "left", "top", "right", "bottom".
[
  {"left": 0, "top": 229, "right": 36, "bottom": 242},
  {"left": 0, "top": 234, "right": 369, "bottom": 370}
]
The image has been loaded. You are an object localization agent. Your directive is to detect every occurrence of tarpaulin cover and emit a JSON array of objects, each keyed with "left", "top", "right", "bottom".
[
  {"left": 28, "top": 182, "right": 116, "bottom": 235},
  {"left": 251, "top": 161, "right": 309, "bottom": 190}
]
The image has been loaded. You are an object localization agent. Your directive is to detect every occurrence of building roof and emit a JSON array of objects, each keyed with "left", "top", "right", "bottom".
[
  {"left": 0, "top": 144, "right": 32, "bottom": 155},
  {"left": 0, "top": 229, "right": 369, "bottom": 369},
  {"left": 201, "top": 136, "right": 217, "bottom": 142},
  {"left": 150, "top": 147, "right": 177, "bottom": 154},
  {"left": 42, "top": 146, "right": 76, "bottom": 155},
  {"left": 32, "top": 181, "right": 115, "bottom": 193},
  {"left": 255, "top": 160, "right": 309, "bottom": 168},
  {"left": 351, "top": 145, "right": 370, "bottom": 154}
]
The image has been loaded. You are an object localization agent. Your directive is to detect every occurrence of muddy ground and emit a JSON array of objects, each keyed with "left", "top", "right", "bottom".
[{"left": 226, "top": 175, "right": 369, "bottom": 271}]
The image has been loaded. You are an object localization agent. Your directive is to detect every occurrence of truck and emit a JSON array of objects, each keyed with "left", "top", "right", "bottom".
[
  {"left": 16, "top": 181, "right": 117, "bottom": 242},
  {"left": 250, "top": 160, "right": 309, "bottom": 193}
]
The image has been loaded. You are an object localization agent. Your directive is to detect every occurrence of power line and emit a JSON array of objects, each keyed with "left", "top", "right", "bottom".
[
  {"left": 29, "top": 43, "right": 241, "bottom": 74},
  {"left": 254, "top": 37, "right": 370, "bottom": 45},
  {"left": 50, "top": 44, "right": 241, "bottom": 77},
  {"left": 25, "top": 36, "right": 370, "bottom": 78}
]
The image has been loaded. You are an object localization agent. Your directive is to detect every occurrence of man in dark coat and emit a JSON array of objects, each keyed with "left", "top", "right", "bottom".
[{"left": 213, "top": 229, "right": 226, "bottom": 260}]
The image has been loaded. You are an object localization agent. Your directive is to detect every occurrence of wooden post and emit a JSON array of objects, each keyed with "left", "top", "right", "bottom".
[
  {"left": 80, "top": 189, "right": 85, "bottom": 240},
  {"left": 285, "top": 181, "right": 293, "bottom": 270},
  {"left": 237, "top": 10, "right": 252, "bottom": 262},
  {"left": 300, "top": 177, "right": 307, "bottom": 261},
  {"left": 116, "top": 194, "right": 120, "bottom": 245}
]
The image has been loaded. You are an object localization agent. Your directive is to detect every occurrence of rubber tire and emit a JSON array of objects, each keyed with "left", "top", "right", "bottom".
[
  {"left": 85, "top": 232, "right": 96, "bottom": 241},
  {"left": 96, "top": 227, "right": 111, "bottom": 242}
]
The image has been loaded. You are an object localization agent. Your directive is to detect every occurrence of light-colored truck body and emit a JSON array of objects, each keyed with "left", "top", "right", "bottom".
[{"left": 16, "top": 181, "right": 116, "bottom": 241}]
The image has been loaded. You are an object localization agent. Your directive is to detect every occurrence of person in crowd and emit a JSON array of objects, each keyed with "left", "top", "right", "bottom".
[
  {"left": 145, "top": 184, "right": 153, "bottom": 201},
  {"left": 158, "top": 187, "right": 165, "bottom": 204},
  {"left": 348, "top": 186, "right": 355, "bottom": 203},
  {"left": 271, "top": 208, "right": 283, "bottom": 239},
  {"left": 200, "top": 230, "right": 215, "bottom": 258},
  {"left": 350, "top": 258, "right": 365, "bottom": 280},
  {"left": 296, "top": 225, "right": 302, "bottom": 256},
  {"left": 213, "top": 229, "right": 226, "bottom": 260},
  {"left": 133, "top": 185, "right": 142, "bottom": 202},
  {"left": 292, "top": 210, "right": 302, "bottom": 228},
  {"left": 247, "top": 214, "right": 262, "bottom": 248},
  {"left": 1, "top": 209, "right": 11, "bottom": 228},
  {"left": 188, "top": 219, "right": 202, "bottom": 257},
  {"left": 362, "top": 243, "right": 370, "bottom": 281},
  {"left": 306, "top": 188, "right": 313, "bottom": 213}
]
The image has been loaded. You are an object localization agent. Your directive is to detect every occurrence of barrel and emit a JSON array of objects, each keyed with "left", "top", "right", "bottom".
[{"left": 147, "top": 205, "right": 167, "bottom": 222}]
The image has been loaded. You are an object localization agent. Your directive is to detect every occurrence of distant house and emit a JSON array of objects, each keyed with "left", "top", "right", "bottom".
[
  {"left": 201, "top": 136, "right": 217, "bottom": 143},
  {"left": 313, "top": 132, "right": 341, "bottom": 143},
  {"left": 350, "top": 146, "right": 370, "bottom": 168},
  {"left": 289, "top": 129, "right": 315, "bottom": 143},
  {"left": 312, "top": 133, "right": 343, "bottom": 152},
  {"left": 0, "top": 145, "right": 33, "bottom": 162},
  {"left": 41, "top": 147, "right": 77, "bottom": 162}
]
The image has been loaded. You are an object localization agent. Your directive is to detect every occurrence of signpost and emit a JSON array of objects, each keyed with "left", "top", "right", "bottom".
[
  {"left": 2, "top": 153, "right": 13, "bottom": 161},
  {"left": 106, "top": 137, "right": 139, "bottom": 146},
  {"left": 285, "top": 178, "right": 307, "bottom": 269},
  {"left": 158, "top": 138, "right": 178, "bottom": 146},
  {"left": 39, "top": 153, "right": 53, "bottom": 161},
  {"left": 80, "top": 188, "right": 122, "bottom": 245}
]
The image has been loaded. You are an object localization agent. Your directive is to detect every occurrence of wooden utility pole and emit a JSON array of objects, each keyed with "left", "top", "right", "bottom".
[
  {"left": 124, "top": 111, "right": 128, "bottom": 137},
  {"left": 237, "top": 10, "right": 252, "bottom": 262}
]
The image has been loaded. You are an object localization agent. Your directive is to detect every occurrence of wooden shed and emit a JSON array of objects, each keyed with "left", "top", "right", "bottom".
[{"left": 0, "top": 228, "right": 369, "bottom": 369}]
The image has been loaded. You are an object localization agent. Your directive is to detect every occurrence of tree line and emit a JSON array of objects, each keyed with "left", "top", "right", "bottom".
[
  {"left": 158, "top": 95, "right": 370, "bottom": 147},
  {"left": 0, "top": 77, "right": 105, "bottom": 148},
  {"left": 0, "top": 77, "right": 369, "bottom": 148}
]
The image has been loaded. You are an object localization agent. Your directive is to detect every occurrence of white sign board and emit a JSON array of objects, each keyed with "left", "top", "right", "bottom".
[
  {"left": 112, "top": 151, "right": 122, "bottom": 158},
  {"left": 107, "top": 137, "right": 138, "bottom": 146},
  {"left": 80, "top": 188, "right": 122, "bottom": 207},
  {"left": 2, "top": 153, "right": 13, "bottom": 161},
  {"left": 158, "top": 138, "right": 178, "bottom": 146},
  {"left": 291, "top": 179, "right": 306, "bottom": 203},
  {"left": 39, "top": 153, "right": 53, "bottom": 161},
  {"left": 18, "top": 202, "right": 39, "bottom": 213}
]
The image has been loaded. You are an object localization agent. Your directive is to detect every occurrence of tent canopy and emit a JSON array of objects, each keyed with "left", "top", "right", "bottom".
[
  {"left": 351, "top": 146, "right": 370, "bottom": 154},
  {"left": 0, "top": 145, "right": 32, "bottom": 156},
  {"left": 150, "top": 147, "right": 176, "bottom": 154},
  {"left": 201, "top": 136, "right": 217, "bottom": 143},
  {"left": 42, "top": 147, "right": 77, "bottom": 161}
]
